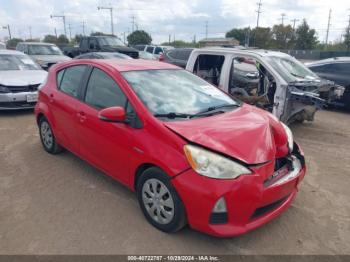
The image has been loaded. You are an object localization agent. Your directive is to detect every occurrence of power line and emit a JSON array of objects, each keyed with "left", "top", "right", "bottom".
[{"left": 256, "top": 0, "right": 262, "bottom": 28}]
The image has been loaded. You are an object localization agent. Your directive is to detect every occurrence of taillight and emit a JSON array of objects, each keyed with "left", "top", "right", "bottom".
[{"left": 159, "top": 53, "right": 165, "bottom": 61}]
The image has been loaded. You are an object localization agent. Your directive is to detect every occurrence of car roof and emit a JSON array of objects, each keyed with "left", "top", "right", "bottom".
[
  {"left": 193, "top": 47, "right": 291, "bottom": 58},
  {"left": 18, "top": 42, "right": 56, "bottom": 46},
  {"left": 0, "top": 50, "right": 26, "bottom": 55},
  {"left": 74, "top": 59, "right": 180, "bottom": 72},
  {"left": 307, "top": 57, "right": 350, "bottom": 66}
]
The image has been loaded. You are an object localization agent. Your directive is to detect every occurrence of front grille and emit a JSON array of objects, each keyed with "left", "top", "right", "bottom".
[
  {"left": 6, "top": 84, "right": 39, "bottom": 93},
  {"left": 251, "top": 195, "right": 290, "bottom": 220},
  {"left": 0, "top": 101, "right": 36, "bottom": 108}
]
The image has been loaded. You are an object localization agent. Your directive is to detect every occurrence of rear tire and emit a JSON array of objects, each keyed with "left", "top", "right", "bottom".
[
  {"left": 137, "top": 167, "right": 187, "bottom": 233},
  {"left": 39, "top": 117, "right": 63, "bottom": 154}
]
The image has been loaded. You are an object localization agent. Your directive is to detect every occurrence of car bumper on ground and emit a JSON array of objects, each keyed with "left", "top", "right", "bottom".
[
  {"left": 0, "top": 91, "right": 38, "bottom": 110},
  {"left": 172, "top": 144, "right": 306, "bottom": 237}
]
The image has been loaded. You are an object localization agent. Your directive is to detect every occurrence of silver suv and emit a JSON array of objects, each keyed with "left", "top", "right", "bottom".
[{"left": 16, "top": 42, "right": 71, "bottom": 70}]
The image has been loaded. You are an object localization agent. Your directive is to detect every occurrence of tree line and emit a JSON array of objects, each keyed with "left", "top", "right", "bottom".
[{"left": 226, "top": 19, "right": 350, "bottom": 51}]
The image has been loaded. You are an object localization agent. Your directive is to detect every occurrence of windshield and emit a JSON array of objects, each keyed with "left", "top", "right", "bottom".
[
  {"left": 28, "top": 45, "right": 63, "bottom": 55},
  {"left": 97, "top": 37, "right": 125, "bottom": 47},
  {"left": 266, "top": 55, "right": 319, "bottom": 83},
  {"left": 0, "top": 54, "right": 41, "bottom": 70},
  {"left": 122, "top": 69, "right": 238, "bottom": 118}
]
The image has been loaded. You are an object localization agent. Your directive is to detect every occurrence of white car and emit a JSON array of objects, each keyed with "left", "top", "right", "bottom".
[
  {"left": 0, "top": 50, "right": 47, "bottom": 110},
  {"left": 0, "top": 42, "right": 6, "bottom": 50},
  {"left": 134, "top": 45, "right": 174, "bottom": 59}
]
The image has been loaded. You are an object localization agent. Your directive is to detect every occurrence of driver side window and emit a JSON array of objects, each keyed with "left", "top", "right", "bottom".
[{"left": 85, "top": 68, "right": 127, "bottom": 110}]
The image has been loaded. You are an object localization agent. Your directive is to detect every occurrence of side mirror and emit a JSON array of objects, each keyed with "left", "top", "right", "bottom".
[
  {"left": 98, "top": 107, "right": 126, "bottom": 123},
  {"left": 89, "top": 43, "right": 95, "bottom": 49}
]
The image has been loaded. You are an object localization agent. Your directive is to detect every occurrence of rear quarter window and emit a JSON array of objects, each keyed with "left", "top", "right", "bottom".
[{"left": 58, "top": 65, "right": 87, "bottom": 98}]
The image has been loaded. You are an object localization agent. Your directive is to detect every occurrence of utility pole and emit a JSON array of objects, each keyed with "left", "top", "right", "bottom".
[
  {"left": 325, "top": 9, "right": 332, "bottom": 47},
  {"left": 68, "top": 24, "right": 72, "bottom": 41},
  {"left": 82, "top": 21, "right": 86, "bottom": 36},
  {"left": 280, "top": 13, "right": 287, "bottom": 25},
  {"left": 168, "top": 34, "right": 171, "bottom": 45},
  {"left": 131, "top": 15, "right": 136, "bottom": 33},
  {"left": 205, "top": 21, "right": 208, "bottom": 39},
  {"left": 50, "top": 14, "right": 67, "bottom": 37},
  {"left": 256, "top": 0, "right": 262, "bottom": 28},
  {"left": 123, "top": 32, "right": 126, "bottom": 44},
  {"left": 291, "top": 18, "right": 299, "bottom": 31},
  {"left": 7, "top": 24, "right": 12, "bottom": 40},
  {"left": 29, "top": 26, "right": 32, "bottom": 39},
  {"left": 54, "top": 28, "right": 57, "bottom": 39},
  {"left": 346, "top": 11, "right": 350, "bottom": 51},
  {"left": 98, "top": 6, "right": 114, "bottom": 35}
]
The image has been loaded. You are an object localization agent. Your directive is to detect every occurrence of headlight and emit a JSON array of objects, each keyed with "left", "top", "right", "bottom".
[
  {"left": 0, "top": 85, "right": 10, "bottom": 93},
  {"left": 281, "top": 123, "right": 294, "bottom": 152},
  {"left": 184, "top": 145, "right": 252, "bottom": 179}
]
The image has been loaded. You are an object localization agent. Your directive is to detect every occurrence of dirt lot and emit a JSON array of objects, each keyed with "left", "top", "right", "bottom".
[{"left": 0, "top": 109, "right": 349, "bottom": 255}]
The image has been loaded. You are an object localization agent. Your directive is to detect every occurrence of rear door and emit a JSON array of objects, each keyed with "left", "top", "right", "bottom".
[
  {"left": 76, "top": 67, "right": 137, "bottom": 184},
  {"left": 49, "top": 65, "right": 89, "bottom": 154}
]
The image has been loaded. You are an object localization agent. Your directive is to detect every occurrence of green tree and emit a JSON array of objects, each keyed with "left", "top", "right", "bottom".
[
  {"left": 127, "top": 30, "right": 152, "bottom": 45},
  {"left": 271, "top": 24, "right": 294, "bottom": 49},
  {"left": 295, "top": 19, "right": 318, "bottom": 50},
  {"left": 43, "top": 35, "right": 57, "bottom": 44},
  {"left": 6, "top": 38, "right": 24, "bottom": 49},
  {"left": 73, "top": 34, "right": 83, "bottom": 44},
  {"left": 57, "top": 34, "right": 69, "bottom": 44},
  {"left": 251, "top": 27, "right": 273, "bottom": 48},
  {"left": 344, "top": 26, "right": 350, "bottom": 51},
  {"left": 225, "top": 28, "right": 249, "bottom": 45}
]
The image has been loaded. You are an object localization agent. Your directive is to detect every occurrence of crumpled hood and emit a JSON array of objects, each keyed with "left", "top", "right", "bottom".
[
  {"left": 0, "top": 70, "right": 47, "bottom": 86},
  {"left": 30, "top": 55, "right": 71, "bottom": 64},
  {"left": 164, "top": 104, "right": 288, "bottom": 164}
]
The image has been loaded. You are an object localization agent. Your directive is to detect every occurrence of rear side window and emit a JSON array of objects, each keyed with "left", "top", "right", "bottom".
[
  {"left": 146, "top": 46, "right": 154, "bottom": 53},
  {"left": 85, "top": 68, "right": 127, "bottom": 109},
  {"left": 58, "top": 65, "right": 87, "bottom": 98},
  {"left": 166, "top": 50, "right": 177, "bottom": 59},
  {"left": 154, "top": 47, "right": 163, "bottom": 55},
  {"left": 178, "top": 49, "right": 192, "bottom": 60}
]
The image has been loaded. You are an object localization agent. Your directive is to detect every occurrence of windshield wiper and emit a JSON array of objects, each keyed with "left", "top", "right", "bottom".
[
  {"left": 191, "top": 104, "right": 239, "bottom": 118},
  {"left": 154, "top": 112, "right": 195, "bottom": 119},
  {"left": 290, "top": 72, "right": 306, "bottom": 79}
]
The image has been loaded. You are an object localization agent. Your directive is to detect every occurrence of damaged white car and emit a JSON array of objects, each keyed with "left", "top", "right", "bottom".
[{"left": 186, "top": 48, "right": 345, "bottom": 124}]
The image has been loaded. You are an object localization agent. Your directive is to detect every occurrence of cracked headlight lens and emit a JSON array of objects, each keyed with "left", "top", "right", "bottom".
[{"left": 184, "top": 145, "right": 252, "bottom": 179}]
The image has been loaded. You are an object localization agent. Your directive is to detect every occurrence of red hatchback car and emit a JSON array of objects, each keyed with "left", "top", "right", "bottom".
[{"left": 35, "top": 59, "right": 306, "bottom": 237}]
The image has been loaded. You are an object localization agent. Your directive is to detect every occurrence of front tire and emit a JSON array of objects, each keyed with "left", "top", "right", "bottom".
[
  {"left": 39, "top": 117, "right": 63, "bottom": 154},
  {"left": 137, "top": 167, "right": 187, "bottom": 233}
]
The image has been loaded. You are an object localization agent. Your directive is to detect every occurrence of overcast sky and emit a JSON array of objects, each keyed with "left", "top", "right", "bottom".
[{"left": 0, "top": 0, "right": 349, "bottom": 44}]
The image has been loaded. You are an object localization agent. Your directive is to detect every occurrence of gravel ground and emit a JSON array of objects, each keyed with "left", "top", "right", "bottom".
[{"left": 0, "top": 109, "right": 349, "bottom": 255}]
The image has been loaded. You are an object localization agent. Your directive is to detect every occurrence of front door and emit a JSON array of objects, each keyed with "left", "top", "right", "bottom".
[{"left": 76, "top": 67, "right": 136, "bottom": 185}]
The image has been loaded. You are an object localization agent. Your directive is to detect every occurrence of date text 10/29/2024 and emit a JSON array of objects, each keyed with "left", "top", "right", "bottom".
[{"left": 127, "top": 256, "right": 219, "bottom": 261}]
